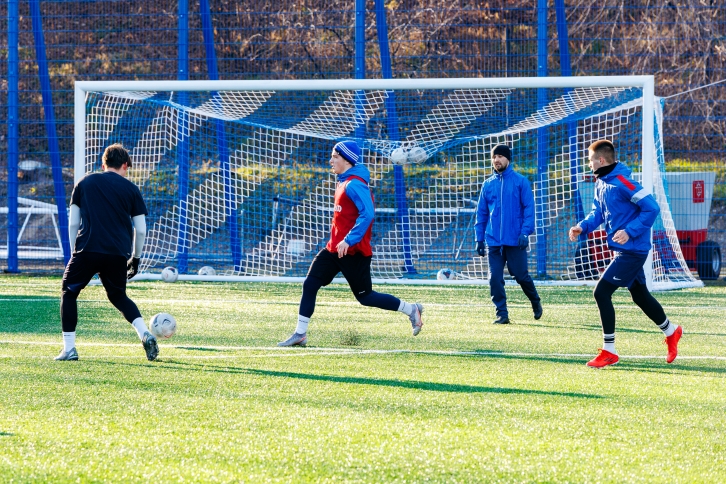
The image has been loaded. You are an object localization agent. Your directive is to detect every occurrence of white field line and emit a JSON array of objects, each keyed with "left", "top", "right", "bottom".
[
  {"left": 1, "top": 340, "right": 724, "bottom": 361},
  {"left": 0, "top": 298, "right": 722, "bottom": 311}
]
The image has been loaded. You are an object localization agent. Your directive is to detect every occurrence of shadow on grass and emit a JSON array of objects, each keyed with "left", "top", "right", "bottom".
[
  {"left": 610, "top": 360, "right": 726, "bottom": 375},
  {"left": 0, "top": 431, "right": 14, "bottom": 436},
  {"left": 151, "top": 361, "right": 602, "bottom": 399},
  {"left": 175, "top": 346, "right": 226, "bottom": 352},
  {"left": 515, "top": 321, "right": 726, "bottom": 338},
  {"left": 461, "top": 351, "right": 726, "bottom": 374},
  {"left": 462, "top": 351, "right": 591, "bottom": 366}
]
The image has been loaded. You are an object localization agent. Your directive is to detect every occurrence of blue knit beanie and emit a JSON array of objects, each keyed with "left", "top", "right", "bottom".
[{"left": 333, "top": 140, "right": 361, "bottom": 165}]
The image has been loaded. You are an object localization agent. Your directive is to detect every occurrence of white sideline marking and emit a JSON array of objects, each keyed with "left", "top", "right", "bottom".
[
  {"left": 0, "top": 298, "right": 722, "bottom": 311},
  {"left": 0, "top": 341, "right": 724, "bottom": 361}
]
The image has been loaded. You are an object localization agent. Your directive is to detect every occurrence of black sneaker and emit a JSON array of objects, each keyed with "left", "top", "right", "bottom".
[
  {"left": 142, "top": 331, "right": 159, "bottom": 361},
  {"left": 54, "top": 347, "right": 79, "bottom": 361},
  {"left": 493, "top": 316, "right": 510, "bottom": 324},
  {"left": 533, "top": 301, "right": 543, "bottom": 320}
]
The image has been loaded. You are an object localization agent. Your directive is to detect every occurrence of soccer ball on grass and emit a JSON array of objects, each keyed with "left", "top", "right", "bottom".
[
  {"left": 198, "top": 266, "right": 216, "bottom": 276},
  {"left": 436, "top": 268, "right": 455, "bottom": 281},
  {"left": 161, "top": 266, "right": 178, "bottom": 283},
  {"left": 150, "top": 312, "right": 177, "bottom": 339}
]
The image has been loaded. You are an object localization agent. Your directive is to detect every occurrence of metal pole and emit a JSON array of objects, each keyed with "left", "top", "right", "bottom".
[
  {"left": 643, "top": 78, "right": 655, "bottom": 288},
  {"left": 75, "top": 76, "right": 659, "bottom": 93},
  {"left": 535, "top": 0, "right": 548, "bottom": 278},
  {"left": 30, "top": 0, "right": 71, "bottom": 265},
  {"left": 555, "top": 0, "right": 584, "bottom": 225},
  {"left": 200, "top": 0, "right": 241, "bottom": 271},
  {"left": 176, "top": 0, "right": 190, "bottom": 273},
  {"left": 354, "top": 0, "right": 367, "bottom": 141},
  {"left": 6, "top": 0, "right": 19, "bottom": 272},
  {"left": 355, "top": 0, "right": 365, "bottom": 82},
  {"left": 375, "top": 0, "right": 415, "bottom": 274}
]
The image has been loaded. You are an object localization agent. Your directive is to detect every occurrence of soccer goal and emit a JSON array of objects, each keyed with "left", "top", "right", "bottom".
[{"left": 74, "top": 77, "right": 701, "bottom": 289}]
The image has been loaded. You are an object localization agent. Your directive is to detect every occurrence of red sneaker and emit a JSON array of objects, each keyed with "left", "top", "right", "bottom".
[
  {"left": 586, "top": 349, "right": 619, "bottom": 368},
  {"left": 665, "top": 325, "right": 683, "bottom": 363}
]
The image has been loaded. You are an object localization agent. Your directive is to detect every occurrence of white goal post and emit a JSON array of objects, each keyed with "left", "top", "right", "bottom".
[{"left": 73, "top": 76, "right": 701, "bottom": 289}]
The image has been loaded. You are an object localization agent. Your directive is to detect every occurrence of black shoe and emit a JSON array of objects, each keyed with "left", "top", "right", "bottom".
[
  {"left": 493, "top": 316, "right": 510, "bottom": 324},
  {"left": 533, "top": 301, "right": 543, "bottom": 320},
  {"left": 142, "top": 331, "right": 159, "bottom": 361}
]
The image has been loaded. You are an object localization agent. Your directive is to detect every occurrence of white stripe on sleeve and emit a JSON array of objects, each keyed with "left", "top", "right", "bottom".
[{"left": 630, "top": 188, "right": 650, "bottom": 204}]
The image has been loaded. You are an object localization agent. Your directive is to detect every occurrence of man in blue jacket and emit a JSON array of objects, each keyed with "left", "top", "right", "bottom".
[
  {"left": 475, "top": 144, "right": 542, "bottom": 324},
  {"left": 569, "top": 139, "right": 682, "bottom": 368}
]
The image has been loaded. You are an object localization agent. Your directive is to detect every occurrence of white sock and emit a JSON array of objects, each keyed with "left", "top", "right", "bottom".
[
  {"left": 659, "top": 318, "right": 676, "bottom": 337},
  {"left": 398, "top": 301, "right": 414, "bottom": 316},
  {"left": 295, "top": 315, "right": 310, "bottom": 334},
  {"left": 603, "top": 333, "right": 616, "bottom": 354},
  {"left": 131, "top": 317, "right": 149, "bottom": 341},
  {"left": 63, "top": 332, "right": 76, "bottom": 352}
]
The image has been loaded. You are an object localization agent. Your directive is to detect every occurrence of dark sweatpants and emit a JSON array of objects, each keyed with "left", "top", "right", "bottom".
[
  {"left": 487, "top": 245, "right": 540, "bottom": 319},
  {"left": 299, "top": 249, "right": 400, "bottom": 318}
]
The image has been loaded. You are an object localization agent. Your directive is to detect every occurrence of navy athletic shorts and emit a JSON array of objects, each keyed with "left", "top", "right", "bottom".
[
  {"left": 601, "top": 251, "right": 648, "bottom": 288},
  {"left": 307, "top": 249, "right": 373, "bottom": 297}
]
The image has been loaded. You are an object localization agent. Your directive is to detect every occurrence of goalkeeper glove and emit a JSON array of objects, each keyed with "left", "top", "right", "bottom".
[
  {"left": 127, "top": 257, "right": 140, "bottom": 280},
  {"left": 517, "top": 235, "right": 529, "bottom": 250},
  {"left": 476, "top": 241, "right": 486, "bottom": 257}
]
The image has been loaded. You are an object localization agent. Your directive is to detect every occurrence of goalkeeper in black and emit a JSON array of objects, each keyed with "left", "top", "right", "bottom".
[{"left": 55, "top": 143, "right": 158, "bottom": 361}]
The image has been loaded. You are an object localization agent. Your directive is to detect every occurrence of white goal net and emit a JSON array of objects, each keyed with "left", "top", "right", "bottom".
[{"left": 74, "top": 77, "right": 700, "bottom": 289}]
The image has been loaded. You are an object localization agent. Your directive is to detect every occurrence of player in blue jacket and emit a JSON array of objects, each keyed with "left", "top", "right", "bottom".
[
  {"left": 475, "top": 144, "right": 542, "bottom": 324},
  {"left": 569, "top": 139, "right": 682, "bottom": 368}
]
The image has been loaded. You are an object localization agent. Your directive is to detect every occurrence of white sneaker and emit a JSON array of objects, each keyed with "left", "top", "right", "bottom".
[
  {"left": 278, "top": 332, "right": 307, "bottom": 347},
  {"left": 409, "top": 303, "right": 424, "bottom": 336},
  {"left": 54, "top": 347, "right": 79, "bottom": 361}
]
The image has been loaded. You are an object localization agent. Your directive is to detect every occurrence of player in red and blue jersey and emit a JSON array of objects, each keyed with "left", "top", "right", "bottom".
[
  {"left": 569, "top": 139, "right": 683, "bottom": 368},
  {"left": 278, "top": 141, "right": 424, "bottom": 347}
]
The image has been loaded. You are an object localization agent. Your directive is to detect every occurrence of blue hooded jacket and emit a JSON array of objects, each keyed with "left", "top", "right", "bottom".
[
  {"left": 475, "top": 165, "right": 535, "bottom": 247},
  {"left": 337, "top": 163, "right": 374, "bottom": 246},
  {"left": 578, "top": 162, "right": 659, "bottom": 254}
]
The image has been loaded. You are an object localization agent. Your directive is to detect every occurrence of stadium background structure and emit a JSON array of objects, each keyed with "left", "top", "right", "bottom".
[{"left": 1, "top": 0, "right": 725, "bottom": 279}]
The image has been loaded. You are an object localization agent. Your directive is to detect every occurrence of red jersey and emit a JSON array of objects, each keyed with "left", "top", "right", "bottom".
[{"left": 325, "top": 175, "right": 373, "bottom": 256}]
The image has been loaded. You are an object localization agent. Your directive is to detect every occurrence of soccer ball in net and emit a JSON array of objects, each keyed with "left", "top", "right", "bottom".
[
  {"left": 407, "top": 146, "right": 428, "bottom": 164},
  {"left": 389, "top": 147, "right": 407, "bottom": 165},
  {"left": 436, "top": 268, "right": 455, "bottom": 281},
  {"left": 198, "top": 265, "right": 216, "bottom": 276},
  {"left": 161, "top": 267, "right": 179, "bottom": 283},
  {"left": 150, "top": 312, "right": 177, "bottom": 339}
]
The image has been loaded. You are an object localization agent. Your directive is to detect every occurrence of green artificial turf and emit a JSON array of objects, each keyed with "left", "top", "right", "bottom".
[{"left": 1, "top": 277, "right": 724, "bottom": 482}]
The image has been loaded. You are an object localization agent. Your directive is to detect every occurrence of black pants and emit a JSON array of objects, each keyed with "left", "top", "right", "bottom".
[
  {"left": 299, "top": 249, "right": 400, "bottom": 318},
  {"left": 593, "top": 278, "right": 667, "bottom": 335},
  {"left": 61, "top": 251, "right": 141, "bottom": 332}
]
